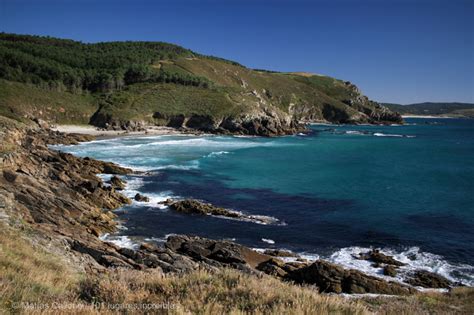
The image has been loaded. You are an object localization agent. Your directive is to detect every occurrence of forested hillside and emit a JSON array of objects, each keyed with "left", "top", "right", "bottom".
[
  {"left": 0, "top": 33, "right": 213, "bottom": 92},
  {"left": 0, "top": 33, "right": 402, "bottom": 135}
]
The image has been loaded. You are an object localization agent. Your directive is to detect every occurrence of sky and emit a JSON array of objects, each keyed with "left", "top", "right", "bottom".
[{"left": 0, "top": 0, "right": 473, "bottom": 104}]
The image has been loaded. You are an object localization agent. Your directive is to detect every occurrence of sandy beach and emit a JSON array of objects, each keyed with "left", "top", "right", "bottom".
[
  {"left": 401, "top": 115, "right": 455, "bottom": 119},
  {"left": 51, "top": 125, "right": 192, "bottom": 138}
]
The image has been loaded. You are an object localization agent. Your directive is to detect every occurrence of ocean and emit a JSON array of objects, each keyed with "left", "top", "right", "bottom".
[{"left": 54, "top": 118, "right": 474, "bottom": 286}]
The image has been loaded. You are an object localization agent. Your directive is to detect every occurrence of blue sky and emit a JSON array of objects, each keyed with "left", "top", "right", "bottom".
[{"left": 1, "top": 0, "right": 472, "bottom": 104}]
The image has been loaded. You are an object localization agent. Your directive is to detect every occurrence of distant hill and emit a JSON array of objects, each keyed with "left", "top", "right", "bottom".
[
  {"left": 383, "top": 102, "right": 474, "bottom": 118},
  {"left": 0, "top": 33, "right": 402, "bottom": 135}
]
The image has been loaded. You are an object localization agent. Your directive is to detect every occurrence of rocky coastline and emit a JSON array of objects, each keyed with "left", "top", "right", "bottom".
[
  {"left": 0, "top": 120, "right": 462, "bottom": 299},
  {"left": 88, "top": 107, "right": 403, "bottom": 137}
]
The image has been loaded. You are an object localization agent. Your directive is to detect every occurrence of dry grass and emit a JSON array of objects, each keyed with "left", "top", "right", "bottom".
[
  {"left": 1, "top": 221, "right": 473, "bottom": 314},
  {"left": 0, "top": 142, "right": 16, "bottom": 155},
  {"left": 80, "top": 268, "right": 369, "bottom": 314},
  {"left": 359, "top": 287, "right": 474, "bottom": 314},
  {"left": 0, "top": 224, "right": 86, "bottom": 314},
  {"left": 0, "top": 220, "right": 369, "bottom": 314}
]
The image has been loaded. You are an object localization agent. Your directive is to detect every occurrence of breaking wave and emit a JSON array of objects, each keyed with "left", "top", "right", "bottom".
[
  {"left": 99, "top": 234, "right": 138, "bottom": 250},
  {"left": 341, "top": 130, "right": 416, "bottom": 138},
  {"left": 373, "top": 132, "right": 416, "bottom": 138},
  {"left": 327, "top": 246, "right": 474, "bottom": 287},
  {"left": 205, "top": 151, "right": 230, "bottom": 158}
]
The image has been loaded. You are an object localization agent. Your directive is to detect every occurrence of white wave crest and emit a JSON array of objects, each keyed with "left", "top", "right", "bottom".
[
  {"left": 155, "top": 160, "right": 200, "bottom": 170},
  {"left": 194, "top": 207, "right": 283, "bottom": 226},
  {"left": 99, "top": 233, "right": 138, "bottom": 250},
  {"left": 253, "top": 247, "right": 320, "bottom": 263},
  {"left": 205, "top": 151, "right": 230, "bottom": 158},
  {"left": 327, "top": 246, "right": 474, "bottom": 287},
  {"left": 373, "top": 132, "right": 415, "bottom": 138},
  {"left": 122, "top": 177, "right": 176, "bottom": 209},
  {"left": 262, "top": 238, "right": 275, "bottom": 244},
  {"left": 342, "top": 130, "right": 415, "bottom": 138},
  {"left": 125, "top": 177, "right": 145, "bottom": 191},
  {"left": 253, "top": 245, "right": 473, "bottom": 287},
  {"left": 345, "top": 130, "right": 369, "bottom": 135}
]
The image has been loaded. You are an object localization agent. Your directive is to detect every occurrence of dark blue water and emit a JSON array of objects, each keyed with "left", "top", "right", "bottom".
[{"left": 55, "top": 118, "right": 474, "bottom": 284}]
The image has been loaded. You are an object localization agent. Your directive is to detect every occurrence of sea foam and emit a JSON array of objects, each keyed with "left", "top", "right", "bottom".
[
  {"left": 99, "top": 233, "right": 138, "bottom": 250},
  {"left": 327, "top": 246, "right": 474, "bottom": 287}
]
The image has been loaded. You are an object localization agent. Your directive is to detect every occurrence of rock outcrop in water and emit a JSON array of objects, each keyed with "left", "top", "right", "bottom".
[
  {"left": 358, "top": 249, "right": 406, "bottom": 267},
  {"left": 134, "top": 193, "right": 150, "bottom": 202},
  {"left": 162, "top": 198, "right": 279, "bottom": 225}
]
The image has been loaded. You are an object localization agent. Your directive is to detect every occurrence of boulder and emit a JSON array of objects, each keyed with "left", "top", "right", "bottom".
[
  {"left": 383, "top": 265, "right": 397, "bottom": 277},
  {"left": 406, "top": 270, "right": 452, "bottom": 288},
  {"left": 263, "top": 249, "right": 299, "bottom": 258},
  {"left": 139, "top": 242, "right": 158, "bottom": 252},
  {"left": 109, "top": 176, "right": 125, "bottom": 190},
  {"left": 102, "top": 162, "right": 131, "bottom": 175},
  {"left": 257, "top": 258, "right": 287, "bottom": 277},
  {"left": 3, "top": 169, "right": 17, "bottom": 183},
  {"left": 80, "top": 179, "right": 103, "bottom": 193},
  {"left": 134, "top": 193, "right": 150, "bottom": 202},
  {"left": 165, "top": 235, "right": 271, "bottom": 269},
  {"left": 358, "top": 249, "right": 406, "bottom": 267},
  {"left": 33, "top": 117, "right": 50, "bottom": 129},
  {"left": 286, "top": 260, "right": 415, "bottom": 295}
]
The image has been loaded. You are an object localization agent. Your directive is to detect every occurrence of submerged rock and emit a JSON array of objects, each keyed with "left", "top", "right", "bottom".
[{"left": 406, "top": 270, "right": 452, "bottom": 288}]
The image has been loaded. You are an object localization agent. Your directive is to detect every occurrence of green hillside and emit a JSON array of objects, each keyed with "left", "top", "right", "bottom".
[
  {"left": 383, "top": 102, "right": 474, "bottom": 118},
  {"left": 0, "top": 33, "right": 402, "bottom": 135}
]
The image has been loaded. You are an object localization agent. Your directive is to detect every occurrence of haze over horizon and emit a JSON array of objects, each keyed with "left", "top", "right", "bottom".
[{"left": 1, "top": 0, "right": 472, "bottom": 104}]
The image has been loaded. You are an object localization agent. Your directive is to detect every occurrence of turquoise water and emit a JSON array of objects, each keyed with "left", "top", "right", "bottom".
[{"left": 55, "top": 118, "right": 474, "bottom": 284}]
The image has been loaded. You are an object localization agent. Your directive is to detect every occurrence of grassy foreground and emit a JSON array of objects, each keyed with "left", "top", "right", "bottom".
[
  {"left": 0, "top": 222, "right": 367, "bottom": 314},
  {"left": 1, "top": 222, "right": 474, "bottom": 314}
]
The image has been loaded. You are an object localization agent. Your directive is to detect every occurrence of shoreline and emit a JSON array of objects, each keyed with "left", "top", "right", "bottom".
[
  {"left": 52, "top": 117, "right": 467, "bottom": 140},
  {"left": 2, "top": 122, "right": 472, "bottom": 313},
  {"left": 401, "top": 115, "right": 457, "bottom": 119},
  {"left": 57, "top": 129, "right": 473, "bottom": 290},
  {"left": 51, "top": 124, "right": 200, "bottom": 139}
]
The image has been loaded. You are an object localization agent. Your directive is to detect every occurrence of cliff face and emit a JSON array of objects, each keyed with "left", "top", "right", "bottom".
[
  {"left": 87, "top": 61, "right": 403, "bottom": 135},
  {"left": 0, "top": 34, "right": 402, "bottom": 136},
  {"left": 90, "top": 103, "right": 306, "bottom": 136}
]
